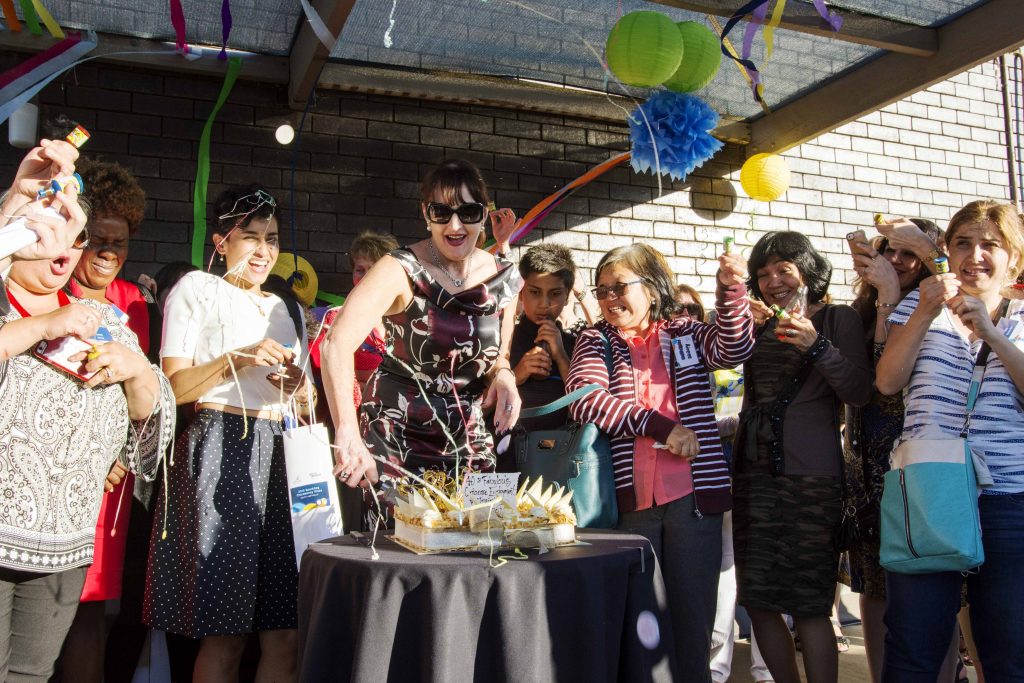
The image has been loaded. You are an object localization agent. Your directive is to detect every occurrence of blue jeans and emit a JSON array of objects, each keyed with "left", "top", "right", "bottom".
[{"left": 882, "top": 493, "right": 1024, "bottom": 682}]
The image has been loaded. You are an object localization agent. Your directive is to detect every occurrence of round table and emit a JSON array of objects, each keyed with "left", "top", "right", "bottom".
[{"left": 297, "top": 529, "right": 676, "bottom": 682}]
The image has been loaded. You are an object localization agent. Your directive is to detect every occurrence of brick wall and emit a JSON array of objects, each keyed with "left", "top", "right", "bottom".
[{"left": 0, "top": 58, "right": 1013, "bottom": 302}]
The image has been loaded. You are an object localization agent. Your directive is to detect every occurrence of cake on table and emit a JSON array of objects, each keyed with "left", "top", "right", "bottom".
[{"left": 393, "top": 475, "right": 577, "bottom": 553}]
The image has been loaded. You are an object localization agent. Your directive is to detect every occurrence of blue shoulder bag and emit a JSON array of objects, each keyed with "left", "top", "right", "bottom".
[
  {"left": 511, "top": 333, "right": 618, "bottom": 529},
  {"left": 879, "top": 321, "right": 1002, "bottom": 574}
]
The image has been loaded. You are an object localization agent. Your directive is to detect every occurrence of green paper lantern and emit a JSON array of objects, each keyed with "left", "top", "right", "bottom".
[
  {"left": 606, "top": 11, "right": 684, "bottom": 88},
  {"left": 664, "top": 21, "right": 722, "bottom": 93}
]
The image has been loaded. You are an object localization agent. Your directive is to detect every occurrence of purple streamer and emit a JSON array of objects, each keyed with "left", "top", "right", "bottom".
[
  {"left": 812, "top": 0, "right": 843, "bottom": 32},
  {"left": 219, "top": 0, "right": 232, "bottom": 60},
  {"left": 741, "top": 2, "right": 770, "bottom": 61}
]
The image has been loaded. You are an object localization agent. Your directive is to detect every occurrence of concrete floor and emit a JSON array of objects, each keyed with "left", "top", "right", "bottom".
[{"left": 724, "top": 586, "right": 980, "bottom": 683}]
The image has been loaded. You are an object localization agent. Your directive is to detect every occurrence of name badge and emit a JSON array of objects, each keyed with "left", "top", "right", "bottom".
[
  {"left": 1001, "top": 318, "right": 1024, "bottom": 344},
  {"left": 672, "top": 335, "right": 700, "bottom": 368}
]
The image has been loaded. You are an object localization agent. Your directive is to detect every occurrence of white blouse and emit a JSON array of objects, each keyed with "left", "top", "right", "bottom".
[{"left": 160, "top": 271, "right": 308, "bottom": 412}]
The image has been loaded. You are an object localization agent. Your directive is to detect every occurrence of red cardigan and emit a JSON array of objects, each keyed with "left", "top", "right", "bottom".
[{"left": 566, "top": 283, "right": 754, "bottom": 514}]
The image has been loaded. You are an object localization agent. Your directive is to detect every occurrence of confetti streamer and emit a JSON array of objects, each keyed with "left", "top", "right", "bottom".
[
  {"left": 0, "top": 31, "right": 97, "bottom": 125},
  {"left": 299, "top": 0, "right": 339, "bottom": 51},
  {"left": 764, "top": 0, "right": 787, "bottom": 59},
  {"left": 191, "top": 57, "right": 242, "bottom": 267},
  {"left": 383, "top": 0, "right": 397, "bottom": 48},
  {"left": 170, "top": 0, "right": 187, "bottom": 52},
  {"left": 17, "top": 0, "right": 41, "bottom": 36},
  {"left": 1, "top": 0, "right": 22, "bottom": 31},
  {"left": 30, "top": 0, "right": 62, "bottom": 38},
  {"left": 486, "top": 152, "right": 631, "bottom": 252},
  {"left": 218, "top": 0, "right": 232, "bottom": 60}
]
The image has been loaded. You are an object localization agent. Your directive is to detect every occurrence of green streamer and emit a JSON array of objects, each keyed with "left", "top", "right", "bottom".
[
  {"left": 316, "top": 290, "right": 346, "bottom": 306},
  {"left": 191, "top": 56, "right": 242, "bottom": 267},
  {"left": 17, "top": 0, "right": 41, "bottom": 35}
]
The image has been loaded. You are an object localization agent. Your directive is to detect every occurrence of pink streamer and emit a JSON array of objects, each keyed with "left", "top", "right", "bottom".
[{"left": 170, "top": 0, "right": 188, "bottom": 53}]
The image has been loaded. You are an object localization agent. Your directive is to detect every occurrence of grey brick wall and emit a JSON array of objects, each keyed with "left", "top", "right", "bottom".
[{"left": 0, "top": 58, "right": 1013, "bottom": 302}]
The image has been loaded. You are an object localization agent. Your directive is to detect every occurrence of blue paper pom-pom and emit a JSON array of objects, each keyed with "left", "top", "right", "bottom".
[{"left": 628, "top": 90, "right": 724, "bottom": 182}]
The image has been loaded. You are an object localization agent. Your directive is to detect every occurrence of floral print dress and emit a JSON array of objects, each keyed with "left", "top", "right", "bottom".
[{"left": 359, "top": 247, "right": 522, "bottom": 474}]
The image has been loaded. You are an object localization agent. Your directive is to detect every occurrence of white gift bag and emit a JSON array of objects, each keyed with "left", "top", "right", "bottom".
[{"left": 283, "top": 421, "right": 344, "bottom": 568}]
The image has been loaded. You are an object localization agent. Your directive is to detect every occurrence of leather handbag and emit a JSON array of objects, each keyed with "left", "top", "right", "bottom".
[
  {"left": 879, "top": 324, "right": 1003, "bottom": 574},
  {"left": 512, "top": 383, "right": 619, "bottom": 529}
]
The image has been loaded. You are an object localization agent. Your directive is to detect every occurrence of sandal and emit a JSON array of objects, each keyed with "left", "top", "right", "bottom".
[{"left": 836, "top": 635, "right": 850, "bottom": 653}]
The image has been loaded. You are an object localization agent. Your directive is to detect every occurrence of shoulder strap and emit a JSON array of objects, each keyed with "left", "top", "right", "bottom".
[
  {"left": 282, "top": 295, "right": 304, "bottom": 343},
  {"left": 962, "top": 298, "right": 1009, "bottom": 434},
  {"left": 518, "top": 330, "right": 613, "bottom": 420}
]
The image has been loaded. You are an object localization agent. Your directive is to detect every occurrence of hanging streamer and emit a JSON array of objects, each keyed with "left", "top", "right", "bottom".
[
  {"left": 0, "top": 31, "right": 97, "bottom": 125},
  {"left": 719, "top": 0, "right": 769, "bottom": 103},
  {"left": 299, "top": 0, "right": 339, "bottom": 51},
  {"left": 485, "top": 152, "right": 631, "bottom": 252},
  {"left": 17, "top": 0, "right": 41, "bottom": 35},
  {"left": 1, "top": 0, "right": 22, "bottom": 31},
  {"left": 741, "top": 3, "right": 768, "bottom": 67},
  {"left": 29, "top": 0, "right": 62, "bottom": 38},
  {"left": 170, "top": 0, "right": 188, "bottom": 53},
  {"left": 191, "top": 57, "right": 242, "bottom": 268},
  {"left": 0, "top": 29, "right": 80, "bottom": 92},
  {"left": 811, "top": 0, "right": 843, "bottom": 32},
  {"left": 316, "top": 291, "right": 346, "bottom": 306},
  {"left": 764, "top": 0, "right": 787, "bottom": 59},
  {"left": 218, "top": 0, "right": 232, "bottom": 60}
]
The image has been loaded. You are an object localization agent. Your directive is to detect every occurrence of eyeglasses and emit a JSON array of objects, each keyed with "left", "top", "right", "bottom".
[
  {"left": 72, "top": 227, "right": 89, "bottom": 250},
  {"left": 591, "top": 279, "right": 645, "bottom": 300},
  {"left": 219, "top": 189, "right": 277, "bottom": 222},
  {"left": 426, "top": 202, "right": 486, "bottom": 225}
]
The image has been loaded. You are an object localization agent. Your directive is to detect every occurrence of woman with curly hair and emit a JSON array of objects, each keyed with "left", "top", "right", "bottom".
[{"left": 56, "top": 157, "right": 151, "bottom": 683}]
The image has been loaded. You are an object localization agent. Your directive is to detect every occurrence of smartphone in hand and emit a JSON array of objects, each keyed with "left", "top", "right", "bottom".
[
  {"left": 34, "top": 335, "right": 98, "bottom": 382},
  {"left": 846, "top": 229, "right": 873, "bottom": 257}
]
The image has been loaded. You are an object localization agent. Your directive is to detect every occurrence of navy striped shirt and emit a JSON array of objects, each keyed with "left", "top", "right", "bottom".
[{"left": 889, "top": 290, "right": 1024, "bottom": 494}]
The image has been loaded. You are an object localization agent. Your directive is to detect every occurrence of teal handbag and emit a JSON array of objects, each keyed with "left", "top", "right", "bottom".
[
  {"left": 879, "top": 337, "right": 995, "bottom": 574},
  {"left": 512, "top": 383, "right": 619, "bottom": 529}
]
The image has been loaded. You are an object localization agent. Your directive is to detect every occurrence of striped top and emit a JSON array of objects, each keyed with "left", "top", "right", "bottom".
[
  {"left": 566, "top": 283, "right": 755, "bottom": 514},
  {"left": 889, "top": 290, "right": 1024, "bottom": 494}
]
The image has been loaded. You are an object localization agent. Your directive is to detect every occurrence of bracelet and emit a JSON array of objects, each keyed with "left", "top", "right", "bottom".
[
  {"left": 493, "top": 366, "right": 515, "bottom": 381},
  {"left": 573, "top": 290, "right": 586, "bottom": 302},
  {"left": 805, "top": 334, "right": 830, "bottom": 361},
  {"left": 875, "top": 301, "right": 898, "bottom": 309}
]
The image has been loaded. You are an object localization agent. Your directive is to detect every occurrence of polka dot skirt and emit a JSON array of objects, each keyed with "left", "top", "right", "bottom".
[{"left": 144, "top": 410, "right": 298, "bottom": 637}]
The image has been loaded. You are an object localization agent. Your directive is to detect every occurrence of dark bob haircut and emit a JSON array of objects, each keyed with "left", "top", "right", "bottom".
[
  {"left": 747, "top": 231, "right": 832, "bottom": 304},
  {"left": 211, "top": 185, "right": 278, "bottom": 235}
]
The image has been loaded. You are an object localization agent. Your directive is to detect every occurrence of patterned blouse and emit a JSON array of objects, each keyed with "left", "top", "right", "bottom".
[
  {"left": 0, "top": 295, "right": 175, "bottom": 572},
  {"left": 359, "top": 248, "right": 523, "bottom": 472}
]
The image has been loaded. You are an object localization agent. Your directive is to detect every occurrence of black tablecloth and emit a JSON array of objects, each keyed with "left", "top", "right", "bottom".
[{"left": 297, "top": 530, "right": 676, "bottom": 682}]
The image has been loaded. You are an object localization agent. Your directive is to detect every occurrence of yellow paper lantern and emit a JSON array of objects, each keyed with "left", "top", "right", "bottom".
[
  {"left": 271, "top": 252, "right": 319, "bottom": 306},
  {"left": 740, "top": 153, "right": 791, "bottom": 202},
  {"left": 606, "top": 11, "right": 684, "bottom": 88},
  {"left": 663, "top": 21, "right": 722, "bottom": 93}
]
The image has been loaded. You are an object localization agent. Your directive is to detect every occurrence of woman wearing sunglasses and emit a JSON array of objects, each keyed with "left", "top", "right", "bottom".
[
  {"left": 0, "top": 188, "right": 174, "bottom": 680},
  {"left": 145, "top": 186, "right": 312, "bottom": 682},
  {"left": 323, "top": 158, "right": 521, "bottom": 489},
  {"left": 565, "top": 243, "right": 754, "bottom": 682}
]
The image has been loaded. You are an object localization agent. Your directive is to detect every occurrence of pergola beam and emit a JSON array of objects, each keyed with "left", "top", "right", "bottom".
[
  {"left": 315, "top": 62, "right": 752, "bottom": 142},
  {"left": 748, "top": 0, "right": 1024, "bottom": 154},
  {"left": 649, "top": 0, "right": 937, "bottom": 57},
  {"left": 288, "top": 0, "right": 357, "bottom": 109}
]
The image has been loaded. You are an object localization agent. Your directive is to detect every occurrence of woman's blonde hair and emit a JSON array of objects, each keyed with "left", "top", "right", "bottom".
[{"left": 946, "top": 200, "right": 1024, "bottom": 279}]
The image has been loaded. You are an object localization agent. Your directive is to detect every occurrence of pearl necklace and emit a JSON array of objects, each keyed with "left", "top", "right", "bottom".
[{"left": 428, "top": 239, "right": 473, "bottom": 288}]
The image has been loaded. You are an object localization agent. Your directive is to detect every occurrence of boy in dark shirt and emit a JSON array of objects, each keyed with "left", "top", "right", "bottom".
[{"left": 509, "top": 244, "right": 583, "bottom": 433}]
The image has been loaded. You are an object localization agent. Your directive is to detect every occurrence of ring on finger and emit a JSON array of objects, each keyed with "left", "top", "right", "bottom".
[
  {"left": 104, "top": 367, "right": 113, "bottom": 380},
  {"left": 504, "top": 403, "right": 513, "bottom": 413}
]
